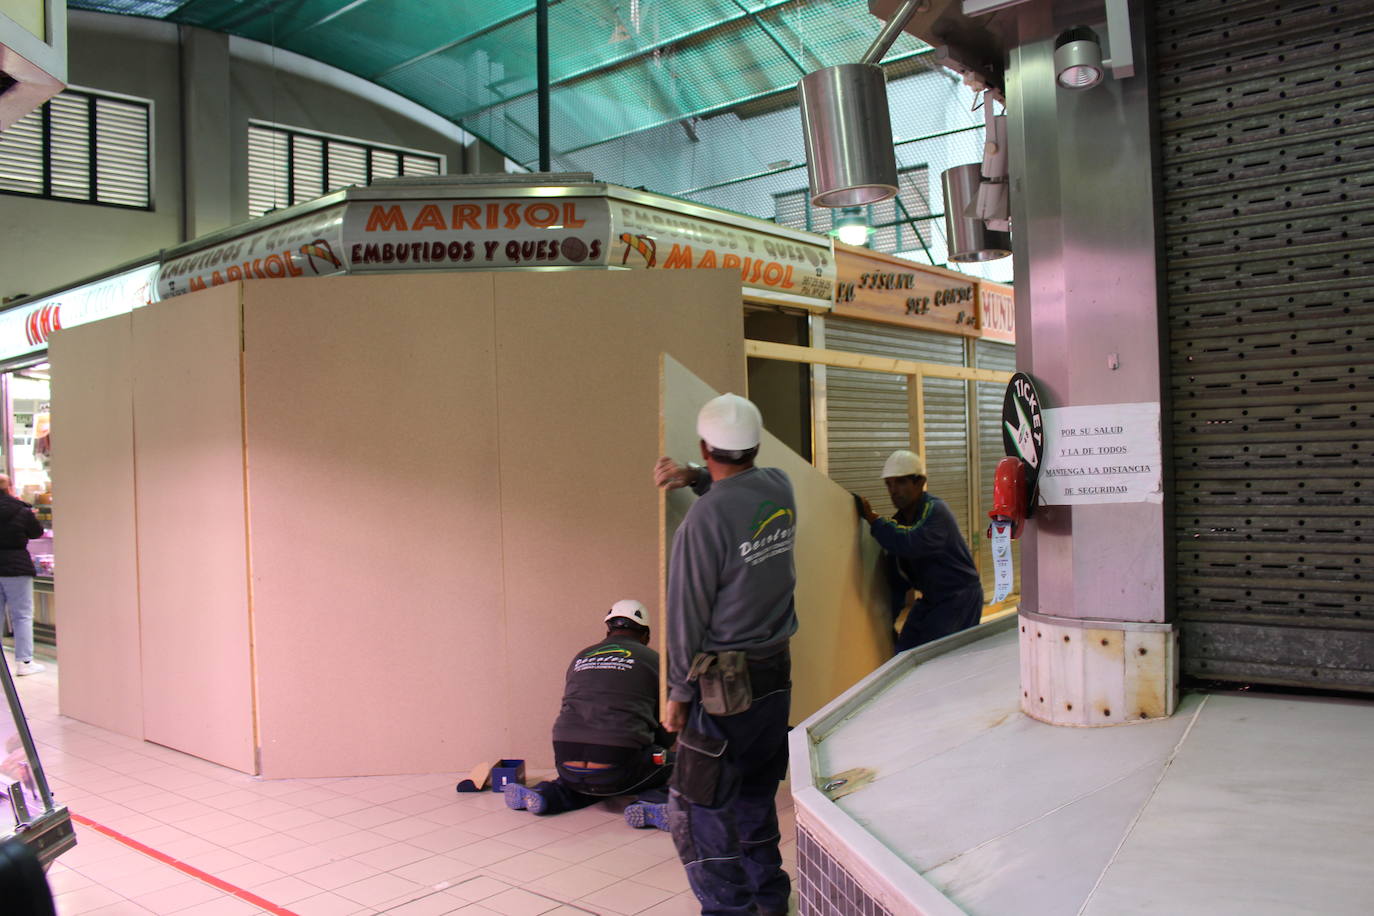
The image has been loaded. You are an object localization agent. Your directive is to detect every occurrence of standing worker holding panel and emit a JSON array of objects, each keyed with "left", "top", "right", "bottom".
[
  {"left": 858, "top": 449, "right": 984, "bottom": 652},
  {"left": 653, "top": 393, "right": 797, "bottom": 916}
]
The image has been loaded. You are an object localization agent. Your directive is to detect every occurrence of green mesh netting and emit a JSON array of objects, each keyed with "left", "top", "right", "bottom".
[{"left": 69, "top": 0, "right": 930, "bottom": 166}]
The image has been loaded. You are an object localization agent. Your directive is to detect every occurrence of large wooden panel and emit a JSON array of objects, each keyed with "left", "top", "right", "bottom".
[
  {"left": 243, "top": 275, "right": 506, "bottom": 777},
  {"left": 662, "top": 355, "right": 890, "bottom": 724},
  {"left": 49, "top": 316, "right": 143, "bottom": 739},
  {"left": 132, "top": 285, "right": 256, "bottom": 773},
  {"left": 493, "top": 270, "right": 746, "bottom": 763}
]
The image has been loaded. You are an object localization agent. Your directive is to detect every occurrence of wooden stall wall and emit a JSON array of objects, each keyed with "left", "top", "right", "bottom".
[
  {"left": 131, "top": 285, "right": 257, "bottom": 774},
  {"left": 492, "top": 271, "right": 746, "bottom": 766},
  {"left": 49, "top": 316, "right": 144, "bottom": 739},
  {"left": 52, "top": 270, "right": 748, "bottom": 777},
  {"left": 661, "top": 355, "right": 891, "bottom": 724},
  {"left": 242, "top": 275, "right": 508, "bottom": 777}
]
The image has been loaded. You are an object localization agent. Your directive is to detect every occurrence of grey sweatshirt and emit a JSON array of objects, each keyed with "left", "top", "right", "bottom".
[{"left": 666, "top": 466, "right": 799, "bottom": 702}]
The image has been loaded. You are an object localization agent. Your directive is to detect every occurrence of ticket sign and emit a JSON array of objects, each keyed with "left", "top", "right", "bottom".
[
  {"left": 342, "top": 197, "right": 612, "bottom": 272},
  {"left": 1039, "top": 402, "right": 1163, "bottom": 505},
  {"left": 157, "top": 205, "right": 347, "bottom": 300},
  {"left": 832, "top": 243, "right": 979, "bottom": 335},
  {"left": 608, "top": 200, "right": 834, "bottom": 308}
]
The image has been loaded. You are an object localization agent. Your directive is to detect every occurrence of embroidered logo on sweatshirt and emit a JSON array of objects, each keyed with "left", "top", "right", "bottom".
[
  {"left": 573, "top": 645, "right": 636, "bottom": 672},
  {"left": 739, "top": 500, "right": 796, "bottom": 566}
]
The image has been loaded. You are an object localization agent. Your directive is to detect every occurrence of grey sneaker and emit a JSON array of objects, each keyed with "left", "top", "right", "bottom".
[
  {"left": 14, "top": 659, "right": 45, "bottom": 676},
  {"left": 624, "top": 801, "right": 670, "bottom": 830},
  {"left": 503, "top": 783, "right": 547, "bottom": 815}
]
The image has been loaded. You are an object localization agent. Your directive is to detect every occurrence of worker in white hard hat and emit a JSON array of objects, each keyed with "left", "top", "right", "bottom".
[
  {"left": 504, "top": 599, "right": 674, "bottom": 828},
  {"left": 858, "top": 449, "right": 984, "bottom": 652},
  {"left": 652, "top": 392, "right": 796, "bottom": 916}
]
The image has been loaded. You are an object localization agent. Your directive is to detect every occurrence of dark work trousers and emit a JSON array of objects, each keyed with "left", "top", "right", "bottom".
[
  {"left": 895, "top": 582, "right": 984, "bottom": 653},
  {"left": 532, "top": 744, "right": 672, "bottom": 816},
  {"left": 668, "top": 650, "right": 791, "bottom": 916}
]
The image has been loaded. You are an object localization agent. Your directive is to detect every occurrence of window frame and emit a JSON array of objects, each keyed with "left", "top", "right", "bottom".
[
  {"left": 247, "top": 120, "right": 446, "bottom": 218},
  {"left": 0, "top": 84, "right": 155, "bottom": 211}
]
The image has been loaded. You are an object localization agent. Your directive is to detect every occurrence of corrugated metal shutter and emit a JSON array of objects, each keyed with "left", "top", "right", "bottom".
[
  {"left": 93, "top": 96, "right": 150, "bottom": 208},
  {"left": 823, "top": 317, "right": 971, "bottom": 545},
  {"left": 49, "top": 94, "right": 92, "bottom": 201},
  {"left": 1157, "top": 0, "right": 1374, "bottom": 691},
  {"left": 0, "top": 106, "right": 44, "bottom": 195},
  {"left": 248, "top": 125, "right": 289, "bottom": 217},
  {"left": 327, "top": 141, "right": 368, "bottom": 191},
  {"left": 975, "top": 339, "right": 1018, "bottom": 599},
  {"left": 291, "top": 134, "right": 325, "bottom": 205}
]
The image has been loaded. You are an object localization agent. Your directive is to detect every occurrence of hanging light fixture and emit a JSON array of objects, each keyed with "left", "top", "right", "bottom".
[
  {"left": 797, "top": 0, "right": 927, "bottom": 208},
  {"left": 832, "top": 208, "right": 873, "bottom": 246}
]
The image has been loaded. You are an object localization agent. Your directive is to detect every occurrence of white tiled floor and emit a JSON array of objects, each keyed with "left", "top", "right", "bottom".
[{"left": 9, "top": 650, "right": 797, "bottom": 915}]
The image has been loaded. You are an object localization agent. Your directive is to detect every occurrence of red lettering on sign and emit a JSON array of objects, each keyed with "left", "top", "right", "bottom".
[{"left": 366, "top": 205, "right": 408, "bottom": 232}]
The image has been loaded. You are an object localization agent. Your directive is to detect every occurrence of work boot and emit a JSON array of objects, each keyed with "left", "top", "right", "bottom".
[
  {"left": 623, "top": 801, "right": 670, "bottom": 830},
  {"left": 503, "top": 784, "right": 547, "bottom": 815}
]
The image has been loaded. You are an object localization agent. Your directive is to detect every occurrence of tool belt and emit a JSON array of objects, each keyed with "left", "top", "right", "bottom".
[{"left": 687, "top": 650, "right": 753, "bottom": 717}]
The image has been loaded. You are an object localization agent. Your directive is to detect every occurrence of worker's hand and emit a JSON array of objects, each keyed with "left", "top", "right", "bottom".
[
  {"left": 858, "top": 495, "right": 878, "bottom": 523},
  {"left": 654, "top": 457, "right": 694, "bottom": 490},
  {"left": 663, "top": 699, "right": 690, "bottom": 733}
]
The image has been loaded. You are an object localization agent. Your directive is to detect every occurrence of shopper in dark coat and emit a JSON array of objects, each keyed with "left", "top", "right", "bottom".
[{"left": 0, "top": 474, "right": 44, "bottom": 676}]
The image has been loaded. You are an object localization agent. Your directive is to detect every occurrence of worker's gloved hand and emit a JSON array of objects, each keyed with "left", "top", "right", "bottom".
[
  {"left": 654, "top": 457, "right": 694, "bottom": 490},
  {"left": 857, "top": 494, "right": 878, "bottom": 523}
]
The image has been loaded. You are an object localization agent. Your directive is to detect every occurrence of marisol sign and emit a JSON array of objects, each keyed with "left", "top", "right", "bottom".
[{"left": 343, "top": 198, "right": 609, "bottom": 270}]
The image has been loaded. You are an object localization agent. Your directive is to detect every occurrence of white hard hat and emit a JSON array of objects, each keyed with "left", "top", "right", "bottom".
[
  {"left": 605, "top": 599, "right": 649, "bottom": 628},
  {"left": 697, "top": 393, "right": 762, "bottom": 451},
  {"left": 881, "top": 449, "right": 927, "bottom": 479}
]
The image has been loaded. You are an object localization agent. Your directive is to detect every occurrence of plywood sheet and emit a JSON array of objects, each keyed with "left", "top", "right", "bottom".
[
  {"left": 243, "top": 275, "right": 507, "bottom": 777},
  {"left": 132, "top": 284, "right": 256, "bottom": 773},
  {"left": 661, "top": 355, "right": 890, "bottom": 725},
  {"left": 492, "top": 270, "right": 746, "bottom": 764},
  {"left": 49, "top": 316, "right": 143, "bottom": 738}
]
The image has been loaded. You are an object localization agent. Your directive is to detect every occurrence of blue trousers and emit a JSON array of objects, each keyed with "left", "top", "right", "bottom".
[
  {"left": 895, "top": 582, "right": 984, "bottom": 653},
  {"left": 668, "top": 655, "right": 791, "bottom": 916}
]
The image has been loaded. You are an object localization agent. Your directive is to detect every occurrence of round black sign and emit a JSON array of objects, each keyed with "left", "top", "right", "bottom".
[{"left": 1001, "top": 372, "right": 1044, "bottom": 515}]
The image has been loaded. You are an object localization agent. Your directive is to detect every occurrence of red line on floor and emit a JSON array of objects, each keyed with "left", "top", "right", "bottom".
[{"left": 68, "top": 812, "right": 299, "bottom": 916}]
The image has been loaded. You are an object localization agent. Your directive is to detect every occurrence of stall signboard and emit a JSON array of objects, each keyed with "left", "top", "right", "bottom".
[
  {"left": 607, "top": 198, "right": 835, "bottom": 309},
  {"left": 832, "top": 242, "right": 979, "bottom": 336},
  {"left": 980, "top": 281, "right": 1015, "bottom": 342},
  {"left": 341, "top": 197, "right": 611, "bottom": 272},
  {"left": 156, "top": 205, "right": 348, "bottom": 300},
  {"left": 0, "top": 264, "right": 158, "bottom": 362}
]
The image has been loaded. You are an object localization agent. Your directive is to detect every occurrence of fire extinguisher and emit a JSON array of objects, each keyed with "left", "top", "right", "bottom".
[{"left": 987, "top": 456, "right": 1028, "bottom": 540}]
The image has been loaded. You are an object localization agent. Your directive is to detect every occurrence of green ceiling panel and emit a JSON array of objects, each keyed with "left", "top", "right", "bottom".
[{"left": 69, "top": 0, "right": 931, "bottom": 167}]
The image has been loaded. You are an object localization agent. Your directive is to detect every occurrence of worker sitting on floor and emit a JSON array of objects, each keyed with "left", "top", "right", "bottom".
[{"left": 505, "top": 600, "right": 673, "bottom": 829}]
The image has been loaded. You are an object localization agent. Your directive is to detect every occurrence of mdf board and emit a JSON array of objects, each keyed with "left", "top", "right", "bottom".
[
  {"left": 662, "top": 355, "right": 891, "bottom": 724},
  {"left": 492, "top": 270, "right": 746, "bottom": 764},
  {"left": 132, "top": 285, "right": 256, "bottom": 773},
  {"left": 49, "top": 316, "right": 144, "bottom": 739},
  {"left": 242, "top": 275, "right": 506, "bottom": 777}
]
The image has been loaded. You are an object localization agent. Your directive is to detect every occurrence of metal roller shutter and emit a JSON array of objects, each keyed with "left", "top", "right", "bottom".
[
  {"left": 1156, "top": 0, "right": 1374, "bottom": 691},
  {"left": 975, "top": 339, "right": 1019, "bottom": 600},
  {"left": 823, "top": 317, "right": 971, "bottom": 544}
]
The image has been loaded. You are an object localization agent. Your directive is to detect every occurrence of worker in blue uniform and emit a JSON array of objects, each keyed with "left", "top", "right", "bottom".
[{"left": 858, "top": 449, "right": 984, "bottom": 653}]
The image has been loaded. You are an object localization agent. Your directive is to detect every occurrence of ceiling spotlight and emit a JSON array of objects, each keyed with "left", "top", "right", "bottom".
[
  {"left": 1053, "top": 26, "right": 1104, "bottom": 90},
  {"left": 832, "top": 208, "right": 872, "bottom": 247}
]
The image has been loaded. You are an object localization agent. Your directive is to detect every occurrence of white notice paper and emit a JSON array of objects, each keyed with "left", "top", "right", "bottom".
[
  {"left": 990, "top": 522, "right": 1013, "bottom": 603},
  {"left": 1039, "top": 402, "right": 1163, "bottom": 505}
]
